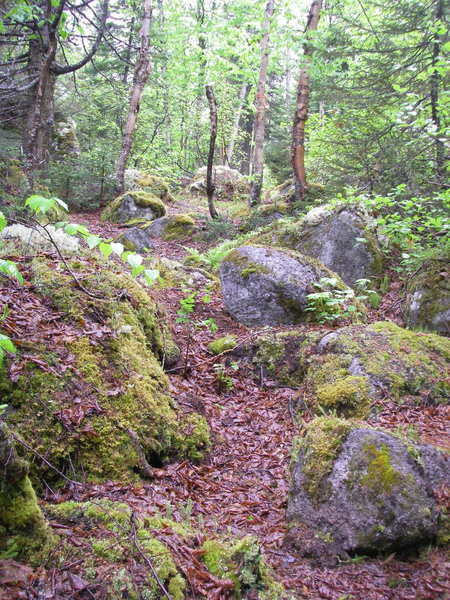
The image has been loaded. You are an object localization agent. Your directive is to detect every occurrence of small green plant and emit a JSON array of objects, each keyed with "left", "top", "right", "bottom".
[
  {"left": 176, "top": 289, "right": 197, "bottom": 324},
  {"left": 196, "top": 318, "right": 218, "bottom": 333},
  {"left": 305, "top": 277, "right": 360, "bottom": 323},
  {"left": 213, "top": 363, "right": 234, "bottom": 393}
]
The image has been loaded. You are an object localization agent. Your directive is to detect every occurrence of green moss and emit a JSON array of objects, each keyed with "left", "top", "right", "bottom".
[
  {"left": 136, "top": 174, "right": 175, "bottom": 203},
  {"left": 224, "top": 249, "right": 270, "bottom": 278},
  {"left": 201, "top": 536, "right": 284, "bottom": 599},
  {"left": 101, "top": 191, "right": 166, "bottom": 223},
  {"left": 208, "top": 335, "right": 237, "bottom": 355},
  {"left": 316, "top": 376, "right": 371, "bottom": 417},
  {"left": 2, "top": 257, "right": 209, "bottom": 486},
  {"left": 91, "top": 538, "right": 125, "bottom": 561},
  {"left": 360, "top": 443, "right": 401, "bottom": 494},
  {"left": 295, "top": 416, "right": 354, "bottom": 503},
  {"left": 162, "top": 214, "right": 196, "bottom": 241},
  {"left": 137, "top": 533, "right": 186, "bottom": 599}
]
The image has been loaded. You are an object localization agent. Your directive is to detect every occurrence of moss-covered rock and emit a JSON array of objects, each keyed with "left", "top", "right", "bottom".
[
  {"left": 124, "top": 169, "right": 175, "bottom": 203},
  {"left": 208, "top": 335, "right": 238, "bottom": 355},
  {"left": 101, "top": 190, "right": 166, "bottom": 224},
  {"left": 119, "top": 214, "right": 196, "bottom": 251},
  {"left": 236, "top": 321, "right": 450, "bottom": 417},
  {"left": 188, "top": 165, "right": 250, "bottom": 202},
  {"left": 0, "top": 423, "right": 55, "bottom": 564},
  {"left": 265, "top": 178, "right": 328, "bottom": 208},
  {"left": 287, "top": 418, "right": 449, "bottom": 560},
  {"left": 53, "top": 114, "right": 80, "bottom": 158},
  {"left": 0, "top": 257, "right": 209, "bottom": 486},
  {"left": 250, "top": 202, "right": 383, "bottom": 287},
  {"left": 404, "top": 255, "right": 450, "bottom": 335}
]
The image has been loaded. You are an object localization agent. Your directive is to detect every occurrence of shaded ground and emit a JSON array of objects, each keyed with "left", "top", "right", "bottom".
[{"left": 1, "top": 202, "right": 449, "bottom": 599}]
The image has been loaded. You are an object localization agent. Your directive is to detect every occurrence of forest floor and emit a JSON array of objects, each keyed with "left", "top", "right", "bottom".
[{"left": 1, "top": 198, "right": 449, "bottom": 600}]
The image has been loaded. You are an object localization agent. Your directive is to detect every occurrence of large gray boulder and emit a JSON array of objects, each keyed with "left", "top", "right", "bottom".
[
  {"left": 404, "top": 257, "right": 450, "bottom": 335},
  {"left": 252, "top": 204, "right": 383, "bottom": 287},
  {"left": 119, "top": 215, "right": 196, "bottom": 252},
  {"left": 287, "top": 417, "right": 449, "bottom": 561},
  {"left": 219, "top": 245, "right": 353, "bottom": 327}
]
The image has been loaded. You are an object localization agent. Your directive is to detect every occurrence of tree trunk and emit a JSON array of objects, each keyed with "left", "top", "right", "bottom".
[
  {"left": 430, "top": 0, "right": 445, "bottom": 181},
  {"left": 226, "top": 82, "right": 249, "bottom": 167},
  {"left": 23, "top": 38, "right": 57, "bottom": 178},
  {"left": 249, "top": 0, "right": 275, "bottom": 207},
  {"left": 115, "top": 0, "right": 153, "bottom": 194},
  {"left": 291, "top": 0, "right": 322, "bottom": 204},
  {"left": 205, "top": 84, "right": 218, "bottom": 220}
]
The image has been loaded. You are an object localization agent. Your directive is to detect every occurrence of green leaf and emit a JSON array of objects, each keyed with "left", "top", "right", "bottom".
[
  {"left": 99, "top": 242, "right": 113, "bottom": 258},
  {"left": 0, "top": 333, "right": 16, "bottom": 354},
  {"left": 0, "top": 260, "right": 24, "bottom": 285},
  {"left": 25, "top": 195, "right": 55, "bottom": 215},
  {"left": 86, "top": 235, "right": 102, "bottom": 249},
  {"left": 0, "top": 211, "right": 6, "bottom": 232},
  {"left": 131, "top": 265, "right": 145, "bottom": 277}
]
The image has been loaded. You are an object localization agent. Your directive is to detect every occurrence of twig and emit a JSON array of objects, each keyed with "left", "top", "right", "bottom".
[{"left": 130, "top": 513, "right": 173, "bottom": 600}]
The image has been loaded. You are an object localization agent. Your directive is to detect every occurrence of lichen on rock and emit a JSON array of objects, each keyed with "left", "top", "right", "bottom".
[{"left": 287, "top": 418, "right": 450, "bottom": 560}]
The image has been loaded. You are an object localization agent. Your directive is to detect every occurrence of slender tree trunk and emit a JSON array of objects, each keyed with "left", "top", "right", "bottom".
[
  {"left": 226, "top": 82, "right": 249, "bottom": 167},
  {"left": 291, "top": 0, "right": 322, "bottom": 204},
  {"left": 430, "top": 0, "right": 445, "bottom": 181},
  {"left": 116, "top": 0, "right": 153, "bottom": 194},
  {"left": 239, "top": 100, "right": 254, "bottom": 175},
  {"left": 205, "top": 84, "right": 218, "bottom": 219},
  {"left": 249, "top": 0, "right": 275, "bottom": 207}
]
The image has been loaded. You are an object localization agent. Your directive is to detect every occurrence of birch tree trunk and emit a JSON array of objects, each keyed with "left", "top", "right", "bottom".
[
  {"left": 291, "top": 0, "right": 322, "bottom": 204},
  {"left": 249, "top": 0, "right": 275, "bottom": 207},
  {"left": 205, "top": 84, "right": 219, "bottom": 220},
  {"left": 226, "top": 82, "right": 249, "bottom": 167},
  {"left": 115, "top": 0, "right": 153, "bottom": 194}
]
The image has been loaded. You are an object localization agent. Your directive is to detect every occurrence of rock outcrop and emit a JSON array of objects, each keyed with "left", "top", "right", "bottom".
[
  {"left": 120, "top": 215, "right": 196, "bottom": 251},
  {"left": 404, "top": 257, "right": 450, "bottom": 335},
  {"left": 0, "top": 257, "right": 209, "bottom": 486},
  {"left": 235, "top": 321, "right": 450, "bottom": 416},
  {"left": 287, "top": 417, "right": 449, "bottom": 560},
  {"left": 189, "top": 165, "right": 249, "bottom": 201},
  {"left": 251, "top": 204, "right": 383, "bottom": 286},
  {"left": 124, "top": 170, "right": 175, "bottom": 203},
  {"left": 219, "top": 245, "right": 358, "bottom": 327},
  {"left": 101, "top": 190, "right": 166, "bottom": 223}
]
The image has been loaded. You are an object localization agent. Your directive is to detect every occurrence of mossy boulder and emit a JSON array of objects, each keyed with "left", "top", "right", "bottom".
[
  {"left": 287, "top": 417, "right": 450, "bottom": 560},
  {"left": 405, "top": 256, "right": 450, "bottom": 335},
  {"left": 101, "top": 190, "right": 166, "bottom": 224},
  {"left": 236, "top": 321, "right": 450, "bottom": 416},
  {"left": 124, "top": 169, "right": 175, "bottom": 203},
  {"left": 0, "top": 257, "right": 209, "bottom": 486},
  {"left": 251, "top": 203, "right": 383, "bottom": 287},
  {"left": 208, "top": 335, "right": 237, "bottom": 355},
  {"left": 188, "top": 165, "right": 250, "bottom": 201},
  {"left": 219, "top": 245, "right": 362, "bottom": 327},
  {"left": 0, "top": 423, "right": 55, "bottom": 564},
  {"left": 0, "top": 157, "right": 28, "bottom": 198},
  {"left": 119, "top": 215, "right": 196, "bottom": 251}
]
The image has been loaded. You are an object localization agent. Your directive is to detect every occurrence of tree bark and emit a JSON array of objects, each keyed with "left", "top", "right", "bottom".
[
  {"left": 291, "top": 0, "right": 322, "bottom": 204},
  {"left": 249, "top": 0, "right": 275, "bottom": 207},
  {"left": 205, "top": 84, "right": 219, "bottom": 220},
  {"left": 226, "top": 82, "right": 249, "bottom": 167},
  {"left": 116, "top": 0, "right": 153, "bottom": 194},
  {"left": 430, "top": 0, "right": 445, "bottom": 181}
]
